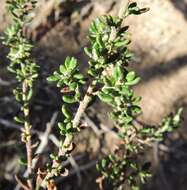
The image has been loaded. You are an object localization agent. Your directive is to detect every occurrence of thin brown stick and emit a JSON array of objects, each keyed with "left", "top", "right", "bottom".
[
  {"left": 118, "top": 0, "right": 130, "bottom": 18},
  {"left": 24, "top": 121, "right": 33, "bottom": 190},
  {"left": 59, "top": 80, "right": 97, "bottom": 154},
  {"left": 73, "top": 80, "right": 96, "bottom": 129},
  {"left": 0, "top": 118, "right": 40, "bottom": 136},
  {"left": 15, "top": 175, "right": 30, "bottom": 190},
  {"left": 22, "top": 81, "right": 33, "bottom": 190},
  {"left": 41, "top": 80, "right": 97, "bottom": 188}
]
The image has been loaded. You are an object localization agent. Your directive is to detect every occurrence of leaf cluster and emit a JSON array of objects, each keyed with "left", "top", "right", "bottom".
[
  {"left": 97, "top": 108, "right": 183, "bottom": 189},
  {"left": 141, "top": 108, "right": 183, "bottom": 142},
  {"left": 3, "top": 0, "right": 183, "bottom": 189},
  {"left": 48, "top": 57, "right": 86, "bottom": 139},
  {"left": 97, "top": 154, "right": 151, "bottom": 190},
  {"left": 2, "top": 0, "right": 38, "bottom": 104}
]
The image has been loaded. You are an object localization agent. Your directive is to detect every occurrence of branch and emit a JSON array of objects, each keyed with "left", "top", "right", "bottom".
[
  {"left": 73, "top": 80, "right": 97, "bottom": 129},
  {"left": 118, "top": 0, "right": 130, "bottom": 18},
  {"left": 40, "top": 80, "right": 97, "bottom": 187},
  {"left": 15, "top": 176, "right": 30, "bottom": 190}
]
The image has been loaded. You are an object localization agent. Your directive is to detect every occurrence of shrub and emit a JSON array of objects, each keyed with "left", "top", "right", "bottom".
[{"left": 2, "top": 0, "right": 183, "bottom": 190}]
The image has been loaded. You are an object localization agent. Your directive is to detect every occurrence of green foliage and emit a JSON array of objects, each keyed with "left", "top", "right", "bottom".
[
  {"left": 47, "top": 57, "right": 85, "bottom": 142},
  {"left": 91, "top": 2, "right": 182, "bottom": 190},
  {"left": 2, "top": 0, "right": 183, "bottom": 189},
  {"left": 141, "top": 108, "right": 183, "bottom": 142},
  {"left": 48, "top": 57, "right": 84, "bottom": 102},
  {"left": 126, "top": 2, "right": 150, "bottom": 16},
  {"left": 84, "top": 8, "right": 142, "bottom": 130},
  {"left": 97, "top": 154, "right": 152, "bottom": 189},
  {"left": 97, "top": 108, "right": 182, "bottom": 189},
  {"left": 2, "top": 0, "right": 39, "bottom": 189},
  {"left": 3, "top": 0, "right": 38, "bottom": 106},
  {"left": 84, "top": 15, "right": 131, "bottom": 79}
]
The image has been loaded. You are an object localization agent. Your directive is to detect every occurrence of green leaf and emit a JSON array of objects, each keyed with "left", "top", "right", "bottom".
[
  {"left": 125, "top": 77, "right": 140, "bottom": 86},
  {"left": 14, "top": 116, "right": 24, "bottom": 124},
  {"left": 63, "top": 95, "right": 77, "bottom": 104},
  {"left": 47, "top": 75, "right": 59, "bottom": 82},
  {"left": 98, "top": 92, "right": 113, "bottom": 103},
  {"left": 101, "top": 159, "right": 107, "bottom": 168},
  {"left": 73, "top": 73, "right": 84, "bottom": 80},
  {"left": 58, "top": 122, "right": 67, "bottom": 135},
  {"left": 75, "top": 91, "right": 81, "bottom": 100},
  {"left": 31, "top": 73, "right": 38, "bottom": 79},
  {"left": 64, "top": 56, "right": 71, "bottom": 68},
  {"left": 123, "top": 115, "right": 133, "bottom": 124},
  {"left": 113, "top": 64, "right": 123, "bottom": 82},
  {"left": 121, "top": 85, "right": 130, "bottom": 95},
  {"left": 50, "top": 153, "right": 58, "bottom": 161},
  {"left": 115, "top": 39, "right": 131, "bottom": 47},
  {"left": 56, "top": 79, "right": 65, "bottom": 88},
  {"left": 79, "top": 79, "right": 86, "bottom": 84},
  {"left": 126, "top": 71, "right": 136, "bottom": 82},
  {"left": 19, "top": 157, "right": 27, "bottom": 166},
  {"left": 108, "top": 154, "right": 116, "bottom": 162},
  {"left": 84, "top": 47, "right": 92, "bottom": 57},
  {"left": 90, "top": 21, "right": 97, "bottom": 33},
  {"left": 65, "top": 57, "right": 77, "bottom": 71},
  {"left": 128, "top": 2, "right": 149, "bottom": 15},
  {"left": 69, "top": 57, "right": 77, "bottom": 70},
  {"left": 96, "top": 35, "right": 104, "bottom": 48},
  {"left": 58, "top": 122, "right": 65, "bottom": 129},
  {"left": 173, "top": 108, "right": 183, "bottom": 125},
  {"left": 62, "top": 105, "right": 72, "bottom": 119},
  {"left": 60, "top": 65, "right": 67, "bottom": 74},
  {"left": 133, "top": 105, "right": 141, "bottom": 114},
  {"left": 126, "top": 52, "right": 134, "bottom": 58},
  {"left": 128, "top": 2, "right": 138, "bottom": 9},
  {"left": 27, "top": 88, "right": 33, "bottom": 101},
  {"left": 68, "top": 82, "right": 77, "bottom": 91}
]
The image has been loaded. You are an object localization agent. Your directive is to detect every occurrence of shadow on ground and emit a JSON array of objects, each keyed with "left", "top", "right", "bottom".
[{"left": 170, "top": 0, "right": 187, "bottom": 20}]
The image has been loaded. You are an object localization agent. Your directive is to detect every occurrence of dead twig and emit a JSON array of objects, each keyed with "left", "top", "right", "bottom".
[
  {"left": 0, "top": 118, "right": 40, "bottom": 136},
  {"left": 0, "top": 140, "right": 20, "bottom": 149},
  {"left": 35, "top": 112, "right": 58, "bottom": 155},
  {"left": 83, "top": 113, "right": 101, "bottom": 137},
  {"left": 15, "top": 112, "right": 58, "bottom": 190},
  {"left": 15, "top": 176, "right": 30, "bottom": 190}
]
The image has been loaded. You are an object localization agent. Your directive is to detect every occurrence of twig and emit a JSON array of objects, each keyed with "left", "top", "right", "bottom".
[
  {"left": 83, "top": 113, "right": 101, "bottom": 137},
  {"left": 100, "top": 124, "right": 119, "bottom": 139},
  {"left": 32, "top": 112, "right": 58, "bottom": 171},
  {"left": 15, "top": 112, "right": 58, "bottom": 190},
  {"left": 0, "top": 140, "right": 20, "bottom": 148},
  {"left": 83, "top": 113, "right": 119, "bottom": 139},
  {"left": 0, "top": 118, "right": 40, "bottom": 136},
  {"left": 73, "top": 80, "right": 97, "bottom": 129},
  {"left": 15, "top": 176, "right": 30, "bottom": 190},
  {"left": 118, "top": 0, "right": 130, "bottom": 18},
  {"left": 49, "top": 134, "right": 60, "bottom": 147},
  {"left": 48, "top": 134, "right": 83, "bottom": 186},
  {"left": 41, "top": 80, "right": 97, "bottom": 186},
  {"left": 0, "top": 96, "right": 14, "bottom": 102},
  {"left": 0, "top": 78, "right": 15, "bottom": 86},
  {"left": 35, "top": 112, "right": 58, "bottom": 155},
  {"left": 68, "top": 159, "right": 97, "bottom": 177},
  {"left": 0, "top": 119, "right": 22, "bottom": 130},
  {"left": 68, "top": 156, "right": 82, "bottom": 186}
]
